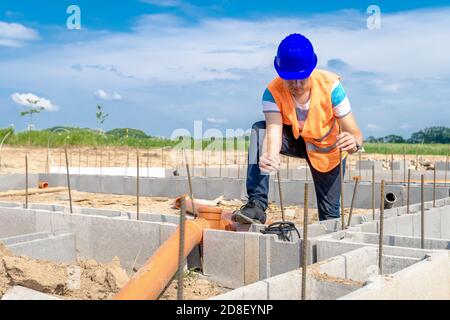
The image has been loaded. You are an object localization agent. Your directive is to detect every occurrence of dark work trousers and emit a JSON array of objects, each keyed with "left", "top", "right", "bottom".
[{"left": 246, "top": 120, "right": 346, "bottom": 221}]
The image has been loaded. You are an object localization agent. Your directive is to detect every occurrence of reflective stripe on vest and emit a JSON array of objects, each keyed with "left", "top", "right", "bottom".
[{"left": 306, "top": 141, "right": 337, "bottom": 154}]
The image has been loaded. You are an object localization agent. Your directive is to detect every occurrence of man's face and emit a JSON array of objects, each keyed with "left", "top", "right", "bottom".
[{"left": 284, "top": 78, "right": 310, "bottom": 95}]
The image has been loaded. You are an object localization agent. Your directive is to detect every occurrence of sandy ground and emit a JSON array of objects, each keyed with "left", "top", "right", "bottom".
[
  {"left": 0, "top": 146, "right": 448, "bottom": 175},
  {"left": 0, "top": 189, "right": 372, "bottom": 227},
  {"left": 0, "top": 242, "right": 130, "bottom": 300},
  {"left": 0, "top": 241, "right": 225, "bottom": 300}
]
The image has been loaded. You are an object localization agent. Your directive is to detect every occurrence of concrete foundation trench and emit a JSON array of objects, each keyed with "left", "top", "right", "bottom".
[{"left": 0, "top": 167, "right": 449, "bottom": 300}]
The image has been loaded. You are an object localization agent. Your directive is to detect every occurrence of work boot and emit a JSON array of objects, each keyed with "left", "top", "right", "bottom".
[{"left": 232, "top": 200, "right": 267, "bottom": 224}]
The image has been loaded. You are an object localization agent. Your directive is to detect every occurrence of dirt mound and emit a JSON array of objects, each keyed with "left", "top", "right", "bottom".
[
  {"left": 0, "top": 242, "right": 129, "bottom": 300},
  {"left": 159, "top": 272, "right": 228, "bottom": 300}
]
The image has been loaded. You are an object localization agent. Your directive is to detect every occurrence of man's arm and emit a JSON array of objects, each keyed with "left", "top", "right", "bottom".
[
  {"left": 336, "top": 112, "right": 363, "bottom": 153},
  {"left": 260, "top": 112, "right": 283, "bottom": 172}
]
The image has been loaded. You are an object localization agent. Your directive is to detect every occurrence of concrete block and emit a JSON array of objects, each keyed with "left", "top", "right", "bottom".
[
  {"left": 382, "top": 255, "right": 421, "bottom": 274},
  {"left": 203, "top": 229, "right": 246, "bottom": 288},
  {"left": 357, "top": 160, "right": 382, "bottom": 170},
  {"left": 7, "top": 233, "right": 76, "bottom": 263},
  {"left": 0, "top": 174, "right": 39, "bottom": 192},
  {"left": 440, "top": 208, "right": 450, "bottom": 239},
  {"left": 83, "top": 217, "right": 163, "bottom": 271},
  {"left": 0, "top": 207, "right": 36, "bottom": 238},
  {"left": 244, "top": 233, "right": 260, "bottom": 285},
  {"left": 0, "top": 232, "right": 50, "bottom": 245},
  {"left": 1, "top": 286, "right": 62, "bottom": 300},
  {"left": 0, "top": 201, "right": 21, "bottom": 208},
  {"left": 340, "top": 252, "right": 449, "bottom": 300},
  {"left": 435, "top": 161, "right": 450, "bottom": 171},
  {"left": 77, "top": 175, "right": 101, "bottom": 193},
  {"left": 100, "top": 175, "right": 125, "bottom": 194}
]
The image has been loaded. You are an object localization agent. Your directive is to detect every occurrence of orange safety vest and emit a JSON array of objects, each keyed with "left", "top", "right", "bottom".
[{"left": 267, "top": 69, "right": 347, "bottom": 173}]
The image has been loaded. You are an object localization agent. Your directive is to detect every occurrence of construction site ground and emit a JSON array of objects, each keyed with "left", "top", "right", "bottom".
[
  {"left": 0, "top": 146, "right": 447, "bottom": 175},
  {"left": 0, "top": 189, "right": 372, "bottom": 226}
]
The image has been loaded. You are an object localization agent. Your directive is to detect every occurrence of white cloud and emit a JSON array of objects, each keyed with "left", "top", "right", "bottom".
[
  {"left": 367, "top": 124, "right": 382, "bottom": 130},
  {"left": 1, "top": 8, "right": 450, "bottom": 136},
  {"left": 95, "top": 89, "right": 122, "bottom": 100},
  {"left": 11, "top": 93, "right": 58, "bottom": 111},
  {"left": 0, "top": 21, "right": 38, "bottom": 47}
]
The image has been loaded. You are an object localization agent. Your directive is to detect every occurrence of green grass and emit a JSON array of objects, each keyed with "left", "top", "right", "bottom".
[
  {"left": 364, "top": 143, "right": 450, "bottom": 156},
  {"left": 0, "top": 127, "right": 250, "bottom": 150},
  {"left": 1, "top": 127, "right": 447, "bottom": 155}
]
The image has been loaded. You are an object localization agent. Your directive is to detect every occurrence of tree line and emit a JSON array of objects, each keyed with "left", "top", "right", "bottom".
[{"left": 365, "top": 127, "right": 450, "bottom": 144}]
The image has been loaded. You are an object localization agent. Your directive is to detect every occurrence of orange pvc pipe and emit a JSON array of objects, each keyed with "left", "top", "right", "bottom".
[
  {"left": 38, "top": 182, "right": 49, "bottom": 189},
  {"left": 114, "top": 218, "right": 210, "bottom": 300}
]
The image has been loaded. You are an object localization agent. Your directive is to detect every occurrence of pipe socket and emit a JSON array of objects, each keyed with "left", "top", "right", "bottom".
[{"left": 384, "top": 192, "right": 397, "bottom": 209}]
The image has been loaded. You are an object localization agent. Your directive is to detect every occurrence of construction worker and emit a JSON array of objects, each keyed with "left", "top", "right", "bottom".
[{"left": 232, "top": 33, "right": 363, "bottom": 224}]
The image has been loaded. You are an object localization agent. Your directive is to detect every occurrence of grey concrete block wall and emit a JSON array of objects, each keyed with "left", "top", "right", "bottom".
[
  {"left": 0, "top": 232, "right": 51, "bottom": 245},
  {"left": 6, "top": 233, "right": 76, "bottom": 263},
  {"left": 435, "top": 161, "right": 450, "bottom": 171},
  {"left": 0, "top": 207, "right": 36, "bottom": 238},
  {"left": 0, "top": 174, "right": 39, "bottom": 192},
  {"left": 340, "top": 252, "right": 449, "bottom": 300},
  {"left": 203, "top": 229, "right": 246, "bottom": 288},
  {"left": 37, "top": 173, "right": 450, "bottom": 209}
]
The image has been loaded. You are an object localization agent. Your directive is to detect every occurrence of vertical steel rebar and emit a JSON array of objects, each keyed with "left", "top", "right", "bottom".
[
  {"left": 339, "top": 136, "right": 345, "bottom": 231},
  {"left": 78, "top": 148, "right": 81, "bottom": 174},
  {"left": 403, "top": 151, "right": 406, "bottom": 183},
  {"left": 421, "top": 174, "right": 425, "bottom": 249},
  {"left": 64, "top": 148, "right": 73, "bottom": 214},
  {"left": 184, "top": 149, "right": 197, "bottom": 218},
  {"left": 301, "top": 183, "right": 309, "bottom": 301},
  {"left": 286, "top": 156, "right": 290, "bottom": 180},
  {"left": 177, "top": 197, "right": 186, "bottom": 300},
  {"left": 445, "top": 151, "right": 449, "bottom": 188},
  {"left": 25, "top": 155, "right": 28, "bottom": 209},
  {"left": 433, "top": 165, "right": 436, "bottom": 208},
  {"left": 372, "top": 163, "right": 375, "bottom": 220},
  {"left": 277, "top": 170, "right": 285, "bottom": 221},
  {"left": 407, "top": 169, "right": 411, "bottom": 214},
  {"left": 391, "top": 154, "right": 394, "bottom": 184},
  {"left": 358, "top": 151, "right": 361, "bottom": 179},
  {"left": 136, "top": 151, "right": 140, "bottom": 221},
  {"left": 347, "top": 177, "right": 360, "bottom": 228},
  {"left": 378, "top": 180, "right": 385, "bottom": 275}
]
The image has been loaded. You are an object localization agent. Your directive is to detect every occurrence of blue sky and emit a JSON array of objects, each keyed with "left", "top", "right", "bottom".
[{"left": 1, "top": 0, "right": 449, "bottom": 138}]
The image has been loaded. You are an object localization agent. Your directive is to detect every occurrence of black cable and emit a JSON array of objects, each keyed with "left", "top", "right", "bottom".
[{"left": 260, "top": 221, "right": 301, "bottom": 242}]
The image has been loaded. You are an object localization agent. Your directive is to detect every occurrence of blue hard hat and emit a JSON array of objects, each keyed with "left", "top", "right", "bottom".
[{"left": 274, "top": 33, "right": 318, "bottom": 80}]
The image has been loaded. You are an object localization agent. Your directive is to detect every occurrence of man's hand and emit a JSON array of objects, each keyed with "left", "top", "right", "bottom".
[
  {"left": 336, "top": 132, "right": 358, "bottom": 153},
  {"left": 259, "top": 153, "right": 281, "bottom": 173}
]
